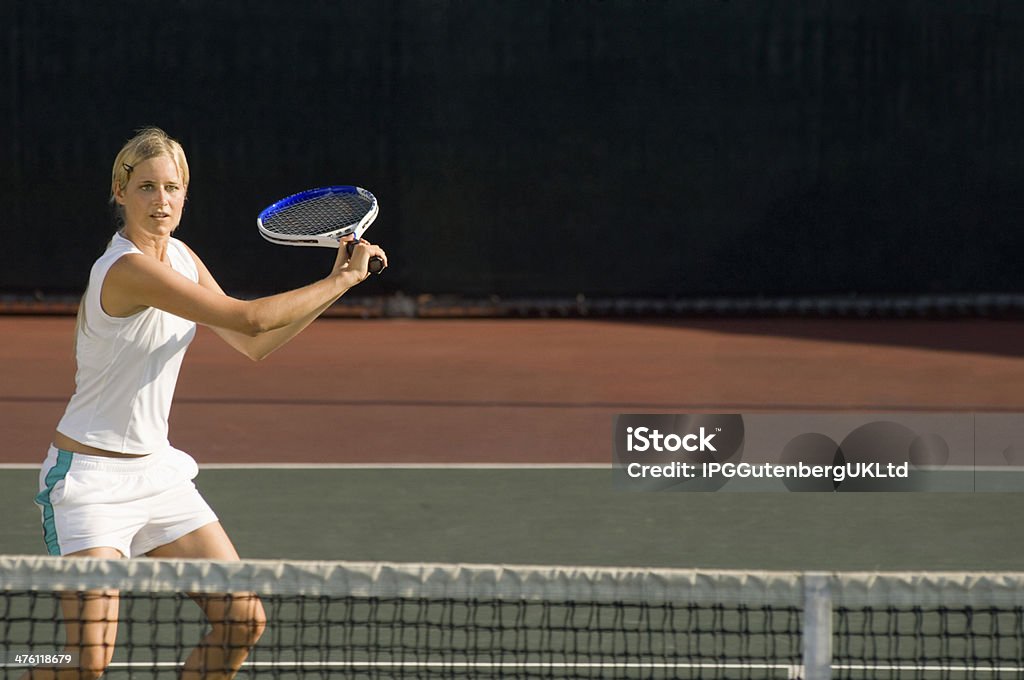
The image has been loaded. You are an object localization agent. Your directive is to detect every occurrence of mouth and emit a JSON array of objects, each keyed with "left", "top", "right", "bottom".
[{"left": 152, "top": 212, "right": 170, "bottom": 219}]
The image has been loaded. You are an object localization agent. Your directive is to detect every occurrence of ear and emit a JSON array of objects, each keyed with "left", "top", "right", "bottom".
[{"left": 113, "top": 183, "right": 126, "bottom": 206}]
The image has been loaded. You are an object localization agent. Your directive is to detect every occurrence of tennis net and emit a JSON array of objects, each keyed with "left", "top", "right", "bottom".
[{"left": 1, "top": 556, "right": 1023, "bottom": 679}]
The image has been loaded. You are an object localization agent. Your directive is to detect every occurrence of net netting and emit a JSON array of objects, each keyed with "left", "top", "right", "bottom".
[{"left": 1, "top": 556, "right": 1023, "bottom": 679}]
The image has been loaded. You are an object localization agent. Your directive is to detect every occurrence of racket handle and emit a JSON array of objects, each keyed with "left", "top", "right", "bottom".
[{"left": 346, "top": 242, "right": 385, "bottom": 274}]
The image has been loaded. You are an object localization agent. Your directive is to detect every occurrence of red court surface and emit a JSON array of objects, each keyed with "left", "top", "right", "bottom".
[{"left": 2, "top": 316, "right": 1023, "bottom": 464}]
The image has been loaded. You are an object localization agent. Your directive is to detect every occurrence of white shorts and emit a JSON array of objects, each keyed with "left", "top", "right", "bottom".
[{"left": 35, "top": 445, "right": 219, "bottom": 557}]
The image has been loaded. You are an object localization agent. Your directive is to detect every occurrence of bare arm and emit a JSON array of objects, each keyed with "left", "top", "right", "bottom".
[
  {"left": 191, "top": 254, "right": 342, "bottom": 361},
  {"left": 101, "top": 239, "right": 386, "bottom": 361}
]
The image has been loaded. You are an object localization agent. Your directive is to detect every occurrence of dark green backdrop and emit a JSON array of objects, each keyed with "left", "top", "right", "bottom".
[{"left": 3, "top": 1, "right": 1021, "bottom": 299}]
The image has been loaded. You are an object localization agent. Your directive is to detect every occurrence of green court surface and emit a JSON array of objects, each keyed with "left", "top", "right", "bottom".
[{"left": 4, "top": 467, "right": 1024, "bottom": 570}]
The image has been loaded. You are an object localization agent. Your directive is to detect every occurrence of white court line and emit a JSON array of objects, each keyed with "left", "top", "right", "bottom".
[
  {"left": 93, "top": 661, "right": 1024, "bottom": 675},
  {"left": 94, "top": 660, "right": 802, "bottom": 677},
  {"left": 200, "top": 462, "right": 609, "bottom": 470},
  {"left": 0, "top": 463, "right": 608, "bottom": 470},
  {"left": 4, "top": 659, "right": 1020, "bottom": 678},
  {"left": 22, "top": 660, "right": 1017, "bottom": 676}
]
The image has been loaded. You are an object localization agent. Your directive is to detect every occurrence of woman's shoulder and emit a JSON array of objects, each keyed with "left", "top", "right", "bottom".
[
  {"left": 107, "top": 231, "right": 137, "bottom": 251},
  {"left": 167, "top": 235, "right": 197, "bottom": 265},
  {"left": 167, "top": 236, "right": 200, "bottom": 281},
  {"left": 90, "top": 232, "right": 140, "bottom": 270}
]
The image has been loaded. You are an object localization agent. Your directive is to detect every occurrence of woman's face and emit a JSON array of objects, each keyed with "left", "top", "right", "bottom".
[{"left": 115, "top": 155, "right": 186, "bottom": 236}]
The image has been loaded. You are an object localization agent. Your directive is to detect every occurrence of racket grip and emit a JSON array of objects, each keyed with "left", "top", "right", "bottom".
[{"left": 346, "top": 242, "right": 385, "bottom": 274}]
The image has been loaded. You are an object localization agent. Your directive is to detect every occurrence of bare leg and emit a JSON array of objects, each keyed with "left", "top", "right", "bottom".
[
  {"left": 20, "top": 548, "right": 123, "bottom": 680},
  {"left": 147, "top": 522, "right": 266, "bottom": 680}
]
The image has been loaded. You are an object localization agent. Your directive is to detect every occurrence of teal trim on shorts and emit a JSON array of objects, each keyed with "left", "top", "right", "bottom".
[{"left": 35, "top": 449, "right": 74, "bottom": 556}]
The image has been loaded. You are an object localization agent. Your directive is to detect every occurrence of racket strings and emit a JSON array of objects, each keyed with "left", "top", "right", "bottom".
[{"left": 262, "top": 194, "right": 372, "bottom": 237}]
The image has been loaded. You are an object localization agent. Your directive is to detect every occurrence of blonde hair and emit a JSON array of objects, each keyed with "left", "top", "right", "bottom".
[
  {"left": 76, "top": 127, "right": 190, "bottom": 352},
  {"left": 110, "top": 126, "right": 190, "bottom": 224}
]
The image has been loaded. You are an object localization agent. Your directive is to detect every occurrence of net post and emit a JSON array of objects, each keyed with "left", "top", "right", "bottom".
[{"left": 801, "top": 573, "right": 832, "bottom": 680}]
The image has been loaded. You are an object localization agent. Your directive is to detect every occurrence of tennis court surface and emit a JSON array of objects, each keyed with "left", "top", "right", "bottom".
[{"left": 3, "top": 315, "right": 1024, "bottom": 678}]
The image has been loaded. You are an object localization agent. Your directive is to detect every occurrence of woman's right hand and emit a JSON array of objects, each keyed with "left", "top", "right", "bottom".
[{"left": 335, "top": 238, "right": 387, "bottom": 281}]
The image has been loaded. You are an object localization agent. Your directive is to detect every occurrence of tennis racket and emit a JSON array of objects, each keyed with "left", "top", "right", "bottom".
[{"left": 257, "top": 185, "right": 385, "bottom": 274}]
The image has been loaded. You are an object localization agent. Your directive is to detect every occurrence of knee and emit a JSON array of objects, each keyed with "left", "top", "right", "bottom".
[
  {"left": 213, "top": 597, "right": 267, "bottom": 648},
  {"left": 217, "top": 618, "right": 266, "bottom": 651},
  {"left": 246, "top": 600, "right": 268, "bottom": 643},
  {"left": 74, "top": 644, "right": 115, "bottom": 680}
]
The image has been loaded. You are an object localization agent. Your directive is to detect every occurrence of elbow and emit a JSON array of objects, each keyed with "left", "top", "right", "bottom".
[
  {"left": 246, "top": 348, "right": 272, "bottom": 362},
  {"left": 239, "top": 306, "right": 271, "bottom": 337},
  {"left": 242, "top": 323, "right": 266, "bottom": 338}
]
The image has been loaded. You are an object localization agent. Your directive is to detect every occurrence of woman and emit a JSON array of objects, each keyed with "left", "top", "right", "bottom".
[{"left": 30, "top": 127, "right": 386, "bottom": 680}]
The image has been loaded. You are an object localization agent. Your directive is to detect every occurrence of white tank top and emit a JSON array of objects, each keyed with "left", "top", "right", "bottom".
[{"left": 57, "top": 232, "right": 199, "bottom": 454}]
